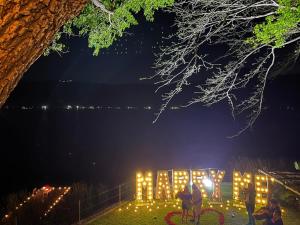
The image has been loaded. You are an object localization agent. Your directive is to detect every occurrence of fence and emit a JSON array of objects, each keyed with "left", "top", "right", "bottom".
[{"left": 78, "top": 182, "right": 134, "bottom": 223}]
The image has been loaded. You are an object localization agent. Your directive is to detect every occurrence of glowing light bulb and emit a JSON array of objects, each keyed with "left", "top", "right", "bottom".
[{"left": 203, "top": 178, "right": 213, "bottom": 189}]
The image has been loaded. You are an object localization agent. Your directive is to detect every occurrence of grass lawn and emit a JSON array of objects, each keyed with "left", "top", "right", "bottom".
[{"left": 87, "top": 183, "right": 300, "bottom": 225}]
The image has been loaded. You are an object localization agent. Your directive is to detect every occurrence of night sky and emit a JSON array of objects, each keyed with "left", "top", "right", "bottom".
[{"left": 0, "top": 12, "right": 300, "bottom": 196}]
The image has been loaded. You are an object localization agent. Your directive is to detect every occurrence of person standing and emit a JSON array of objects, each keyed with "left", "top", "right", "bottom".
[
  {"left": 192, "top": 184, "right": 202, "bottom": 225},
  {"left": 245, "top": 182, "right": 256, "bottom": 225},
  {"left": 176, "top": 185, "right": 192, "bottom": 224}
]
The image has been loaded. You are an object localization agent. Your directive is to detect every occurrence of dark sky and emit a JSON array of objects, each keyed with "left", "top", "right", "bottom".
[
  {"left": 22, "top": 13, "right": 173, "bottom": 84},
  {"left": 0, "top": 12, "right": 300, "bottom": 196}
]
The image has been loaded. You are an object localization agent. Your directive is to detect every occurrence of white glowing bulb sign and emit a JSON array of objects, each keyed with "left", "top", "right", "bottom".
[
  {"left": 136, "top": 172, "right": 153, "bottom": 201},
  {"left": 173, "top": 170, "right": 189, "bottom": 198},
  {"left": 155, "top": 170, "right": 171, "bottom": 199}
]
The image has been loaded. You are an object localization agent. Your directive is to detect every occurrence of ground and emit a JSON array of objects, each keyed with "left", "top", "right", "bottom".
[{"left": 86, "top": 183, "right": 300, "bottom": 225}]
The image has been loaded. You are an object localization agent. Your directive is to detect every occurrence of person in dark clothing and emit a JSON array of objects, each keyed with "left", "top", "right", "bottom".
[
  {"left": 254, "top": 199, "right": 281, "bottom": 225},
  {"left": 245, "top": 182, "right": 256, "bottom": 225},
  {"left": 264, "top": 199, "right": 281, "bottom": 225},
  {"left": 191, "top": 184, "right": 202, "bottom": 225},
  {"left": 267, "top": 208, "right": 284, "bottom": 225},
  {"left": 176, "top": 185, "right": 192, "bottom": 224}
]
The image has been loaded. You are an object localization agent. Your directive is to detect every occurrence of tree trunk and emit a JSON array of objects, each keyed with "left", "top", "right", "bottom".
[{"left": 0, "top": 0, "right": 88, "bottom": 107}]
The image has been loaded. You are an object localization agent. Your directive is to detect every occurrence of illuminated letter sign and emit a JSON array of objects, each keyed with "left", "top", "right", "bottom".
[
  {"left": 155, "top": 170, "right": 171, "bottom": 199},
  {"left": 209, "top": 169, "right": 225, "bottom": 202},
  {"left": 191, "top": 170, "right": 209, "bottom": 198},
  {"left": 136, "top": 172, "right": 153, "bottom": 201},
  {"left": 255, "top": 175, "right": 269, "bottom": 205},
  {"left": 232, "top": 171, "right": 252, "bottom": 205},
  {"left": 173, "top": 170, "right": 189, "bottom": 197}
]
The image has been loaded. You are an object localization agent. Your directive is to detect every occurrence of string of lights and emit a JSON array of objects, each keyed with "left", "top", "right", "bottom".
[
  {"left": 1, "top": 185, "right": 54, "bottom": 221},
  {"left": 3, "top": 105, "right": 183, "bottom": 111},
  {"left": 43, "top": 187, "right": 71, "bottom": 217}
]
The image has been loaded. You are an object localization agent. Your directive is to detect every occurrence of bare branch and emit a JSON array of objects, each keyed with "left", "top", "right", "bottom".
[
  {"left": 91, "top": 0, "right": 114, "bottom": 15},
  {"left": 151, "top": 0, "right": 300, "bottom": 135}
]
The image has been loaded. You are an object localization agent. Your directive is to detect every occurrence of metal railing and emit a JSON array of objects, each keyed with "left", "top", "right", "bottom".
[{"left": 78, "top": 182, "right": 134, "bottom": 223}]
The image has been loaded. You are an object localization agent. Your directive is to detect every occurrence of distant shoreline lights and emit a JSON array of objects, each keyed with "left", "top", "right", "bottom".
[{"left": 136, "top": 169, "right": 273, "bottom": 205}]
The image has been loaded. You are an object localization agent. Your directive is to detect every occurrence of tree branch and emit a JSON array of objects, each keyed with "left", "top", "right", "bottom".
[
  {"left": 151, "top": 0, "right": 299, "bottom": 136},
  {"left": 90, "top": 0, "right": 114, "bottom": 15}
]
